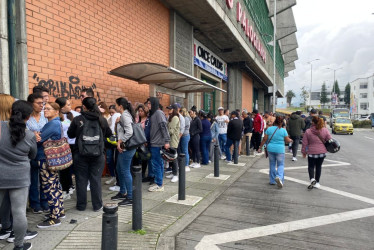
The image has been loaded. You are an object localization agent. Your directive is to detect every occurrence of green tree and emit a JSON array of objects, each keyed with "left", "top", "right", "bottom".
[
  {"left": 286, "top": 90, "right": 296, "bottom": 107},
  {"left": 320, "top": 82, "right": 329, "bottom": 105},
  {"left": 300, "top": 86, "right": 309, "bottom": 107},
  {"left": 333, "top": 80, "right": 341, "bottom": 98},
  {"left": 344, "top": 83, "right": 351, "bottom": 107}
]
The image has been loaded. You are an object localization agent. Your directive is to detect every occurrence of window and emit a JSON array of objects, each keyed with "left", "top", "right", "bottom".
[
  {"left": 360, "top": 84, "right": 368, "bottom": 89},
  {"left": 360, "top": 93, "right": 368, "bottom": 98},
  {"left": 360, "top": 103, "right": 369, "bottom": 110}
]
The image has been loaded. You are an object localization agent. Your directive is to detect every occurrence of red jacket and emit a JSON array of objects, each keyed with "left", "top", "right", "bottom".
[{"left": 253, "top": 114, "right": 264, "bottom": 133}]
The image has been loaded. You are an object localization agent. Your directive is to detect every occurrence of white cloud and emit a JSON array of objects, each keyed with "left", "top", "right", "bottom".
[{"left": 282, "top": 0, "right": 374, "bottom": 105}]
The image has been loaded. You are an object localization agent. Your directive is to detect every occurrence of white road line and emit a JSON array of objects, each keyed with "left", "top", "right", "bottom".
[
  {"left": 364, "top": 136, "right": 374, "bottom": 140},
  {"left": 195, "top": 207, "right": 374, "bottom": 250}
]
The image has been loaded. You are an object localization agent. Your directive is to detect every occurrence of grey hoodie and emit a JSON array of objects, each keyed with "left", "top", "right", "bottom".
[{"left": 149, "top": 97, "right": 170, "bottom": 147}]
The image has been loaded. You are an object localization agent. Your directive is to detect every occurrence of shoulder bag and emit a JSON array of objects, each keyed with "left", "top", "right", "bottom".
[
  {"left": 264, "top": 127, "right": 279, "bottom": 158},
  {"left": 43, "top": 125, "right": 73, "bottom": 171},
  {"left": 119, "top": 119, "right": 147, "bottom": 150},
  {"left": 316, "top": 131, "right": 340, "bottom": 153}
]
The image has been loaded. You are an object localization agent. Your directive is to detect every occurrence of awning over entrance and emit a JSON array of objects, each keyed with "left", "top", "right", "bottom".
[{"left": 108, "top": 63, "right": 226, "bottom": 93}]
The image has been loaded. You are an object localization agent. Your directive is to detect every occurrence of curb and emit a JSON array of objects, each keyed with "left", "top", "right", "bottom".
[{"left": 156, "top": 156, "right": 263, "bottom": 249}]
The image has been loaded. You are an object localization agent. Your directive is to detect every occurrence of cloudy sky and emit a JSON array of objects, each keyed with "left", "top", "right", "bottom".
[{"left": 279, "top": 0, "right": 374, "bottom": 106}]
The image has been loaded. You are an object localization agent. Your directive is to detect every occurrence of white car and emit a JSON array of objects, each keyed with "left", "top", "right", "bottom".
[{"left": 358, "top": 115, "right": 370, "bottom": 121}]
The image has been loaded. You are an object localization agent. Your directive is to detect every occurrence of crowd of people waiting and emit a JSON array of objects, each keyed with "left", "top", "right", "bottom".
[{"left": 0, "top": 85, "right": 332, "bottom": 250}]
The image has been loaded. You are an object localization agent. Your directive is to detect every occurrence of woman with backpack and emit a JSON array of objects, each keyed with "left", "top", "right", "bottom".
[
  {"left": 109, "top": 97, "right": 136, "bottom": 206},
  {"left": 301, "top": 116, "right": 332, "bottom": 189},
  {"left": 67, "top": 97, "right": 112, "bottom": 212}
]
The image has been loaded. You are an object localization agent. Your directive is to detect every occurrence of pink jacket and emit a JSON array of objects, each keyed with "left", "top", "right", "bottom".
[{"left": 301, "top": 126, "right": 332, "bottom": 155}]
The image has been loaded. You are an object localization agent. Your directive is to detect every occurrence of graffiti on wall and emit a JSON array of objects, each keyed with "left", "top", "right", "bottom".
[{"left": 33, "top": 73, "right": 101, "bottom": 101}]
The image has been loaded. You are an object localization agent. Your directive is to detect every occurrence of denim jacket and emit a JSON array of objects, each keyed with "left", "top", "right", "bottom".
[{"left": 36, "top": 117, "right": 61, "bottom": 161}]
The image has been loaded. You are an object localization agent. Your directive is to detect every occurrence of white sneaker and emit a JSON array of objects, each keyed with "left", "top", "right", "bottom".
[
  {"left": 105, "top": 177, "right": 116, "bottom": 185},
  {"left": 308, "top": 178, "right": 316, "bottom": 189},
  {"left": 292, "top": 157, "right": 297, "bottom": 161},
  {"left": 208, "top": 160, "right": 212, "bottom": 163},
  {"left": 189, "top": 162, "right": 196, "bottom": 167},
  {"left": 275, "top": 177, "right": 283, "bottom": 188},
  {"left": 148, "top": 184, "right": 164, "bottom": 192},
  {"left": 68, "top": 186, "right": 75, "bottom": 194},
  {"left": 109, "top": 185, "right": 120, "bottom": 192},
  {"left": 87, "top": 184, "right": 90, "bottom": 191},
  {"left": 191, "top": 163, "right": 201, "bottom": 168},
  {"left": 166, "top": 173, "right": 173, "bottom": 179},
  {"left": 171, "top": 176, "right": 179, "bottom": 183},
  {"left": 314, "top": 182, "right": 321, "bottom": 188},
  {"left": 185, "top": 166, "right": 191, "bottom": 172},
  {"left": 220, "top": 155, "right": 226, "bottom": 160},
  {"left": 62, "top": 191, "right": 71, "bottom": 200}
]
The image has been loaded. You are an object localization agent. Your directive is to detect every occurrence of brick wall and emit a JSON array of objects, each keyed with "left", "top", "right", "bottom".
[
  {"left": 242, "top": 72, "right": 253, "bottom": 112},
  {"left": 26, "top": 0, "right": 169, "bottom": 108}
]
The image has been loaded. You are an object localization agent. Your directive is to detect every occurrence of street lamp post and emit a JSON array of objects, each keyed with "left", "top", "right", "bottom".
[
  {"left": 272, "top": 0, "right": 276, "bottom": 114},
  {"left": 326, "top": 67, "right": 343, "bottom": 107},
  {"left": 307, "top": 59, "right": 320, "bottom": 109}
]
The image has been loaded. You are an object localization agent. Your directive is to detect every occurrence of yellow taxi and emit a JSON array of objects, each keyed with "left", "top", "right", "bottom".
[{"left": 332, "top": 118, "right": 353, "bottom": 135}]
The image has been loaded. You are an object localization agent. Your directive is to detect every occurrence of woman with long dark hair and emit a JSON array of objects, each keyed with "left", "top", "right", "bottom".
[
  {"left": 165, "top": 104, "right": 180, "bottom": 182},
  {"left": 135, "top": 104, "right": 150, "bottom": 180},
  {"left": 199, "top": 110, "right": 212, "bottom": 165},
  {"left": 189, "top": 107, "right": 202, "bottom": 168},
  {"left": 35, "top": 102, "right": 66, "bottom": 228},
  {"left": 55, "top": 97, "right": 79, "bottom": 200},
  {"left": 302, "top": 116, "right": 332, "bottom": 189},
  {"left": 110, "top": 97, "right": 136, "bottom": 206},
  {"left": 68, "top": 97, "right": 112, "bottom": 212},
  {"left": 258, "top": 116, "right": 292, "bottom": 188},
  {"left": 0, "top": 100, "right": 36, "bottom": 250}
]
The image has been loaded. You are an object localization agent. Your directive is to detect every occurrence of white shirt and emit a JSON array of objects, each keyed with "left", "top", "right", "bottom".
[
  {"left": 216, "top": 115, "right": 229, "bottom": 134},
  {"left": 62, "top": 110, "right": 80, "bottom": 144},
  {"left": 108, "top": 113, "right": 121, "bottom": 134}
]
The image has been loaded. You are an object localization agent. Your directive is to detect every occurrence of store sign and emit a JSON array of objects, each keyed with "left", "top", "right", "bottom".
[
  {"left": 226, "top": 0, "right": 267, "bottom": 63},
  {"left": 193, "top": 39, "right": 228, "bottom": 81}
]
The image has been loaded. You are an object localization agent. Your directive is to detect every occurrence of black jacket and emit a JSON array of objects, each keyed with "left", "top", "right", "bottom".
[
  {"left": 243, "top": 116, "right": 253, "bottom": 134},
  {"left": 227, "top": 118, "right": 243, "bottom": 141},
  {"left": 190, "top": 117, "right": 202, "bottom": 137},
  {"left": 67, "top": 111, "right": 112, "bottom": 151}
]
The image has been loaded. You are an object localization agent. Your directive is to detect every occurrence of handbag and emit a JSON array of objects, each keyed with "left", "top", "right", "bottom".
[
  {"left": 264, "top": 127, "right": 279, "bottom": 158},
  {"left": 119, "top": 120, "right": 147, "bottom": 150},
  {"left": 316, "top": 132, "right": 340, "bottom": 153},
  {"left": 43, "top": 126, "right": 73, "bottom": 171}
]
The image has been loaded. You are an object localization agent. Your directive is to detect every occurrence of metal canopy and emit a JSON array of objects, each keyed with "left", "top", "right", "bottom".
[{"left": 108, "top": 63, "right": 226, "bottom": 93}]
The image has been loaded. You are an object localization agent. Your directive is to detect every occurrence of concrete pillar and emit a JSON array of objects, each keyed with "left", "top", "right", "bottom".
[
  {"left": 16, "top": 0, "right": 28, "bottom": 100},
  {"left": 227, "top": 65, "right": 242, "bottom": 111},
  {"left": 0, "top": 0, "right": 10, "bottom": 94},
  {"left": 258, "top": 89, "right": 265, "bottom": 113}
]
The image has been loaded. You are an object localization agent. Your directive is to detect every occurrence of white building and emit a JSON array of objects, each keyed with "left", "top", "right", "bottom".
[
  {"left": 350, "top": 75, "right": 374, "bottom": 117},
  {"left": 306, "top": 86, "right": 346, "bottom": 109}
]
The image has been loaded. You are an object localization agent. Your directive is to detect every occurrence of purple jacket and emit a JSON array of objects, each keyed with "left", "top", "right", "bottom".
[{"left": 301, "top": 125, "right": 332, "bottom": 155}]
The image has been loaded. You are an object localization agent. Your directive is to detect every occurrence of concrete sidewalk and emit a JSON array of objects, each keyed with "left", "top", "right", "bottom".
[{"left": 0, "top": 155, "right": 261, "bottom": 250}]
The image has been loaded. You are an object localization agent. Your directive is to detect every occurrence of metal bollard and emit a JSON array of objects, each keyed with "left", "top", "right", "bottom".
[
  {"left": 233, "top": 141, "right": 239, "bottom": 164},
  {"left": 246, "top": 135, "right": 250, "bottom": 156},
  {"left": 178, "top": 153, "right": 186, "bottom": 200},
  {"left": 101, "top": 203, "right": 118, "bottom": 250},
  {"left": 132, "top": 165, "right": 142, "bottom": 231},
  {"left": 214, "top": 144, "right": 219, "bottom": 177}
]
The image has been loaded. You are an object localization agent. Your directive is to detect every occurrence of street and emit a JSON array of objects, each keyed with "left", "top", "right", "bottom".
[{"left": 177, "top": 129, "right": 374, "bottom": 249}]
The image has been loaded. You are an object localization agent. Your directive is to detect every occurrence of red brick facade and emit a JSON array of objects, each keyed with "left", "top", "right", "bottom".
[{"left": 26, "top": 0, "right": 170, "bottom": 108}]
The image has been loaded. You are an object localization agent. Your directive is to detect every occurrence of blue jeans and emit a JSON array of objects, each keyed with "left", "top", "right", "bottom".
[
  {"left": 116, "top": 148, "right": 136, "bottom": 199},
  {"left": 200, "top": 136, "right": 211, "bottom": 164},
  {"left": 106, "top": 148, "right": 116, "bottom": 177},
  {"left": 180, "top": 134, "right": 190, "bottom": 166},
  {"left": 268, "top": 152, "right": 285, "bottom": 184},
  {"left": 150, "top": 147, "right": 164, "bottom": 186},
  {"left": 29, "top": 160, "right": 48, "bottom": 210},
  {"left": 218, "top": 134, "right": 227, "bottom": 156},
  {"left": 225, "top": 138, "right": 239, "bottom": 162}
]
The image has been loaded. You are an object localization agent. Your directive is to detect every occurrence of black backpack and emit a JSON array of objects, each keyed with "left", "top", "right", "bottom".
[{"left": 78, "top": 116, "right": 104, "bottom": 157}]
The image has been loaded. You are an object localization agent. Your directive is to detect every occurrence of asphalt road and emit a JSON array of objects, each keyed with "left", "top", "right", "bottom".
[{"left": 176, "top": 128, "right": 374, "bottom": 249}]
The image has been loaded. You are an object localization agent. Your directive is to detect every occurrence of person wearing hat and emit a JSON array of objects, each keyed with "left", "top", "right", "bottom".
[
  {"left": 165, "top": 104, "right": 180, "bottom": 183},
  {"left": 215, "top": 107, "right": 229, "bottom": 160}
]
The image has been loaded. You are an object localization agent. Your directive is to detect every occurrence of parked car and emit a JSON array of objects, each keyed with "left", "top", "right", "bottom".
[
  {"left": 358, "top": 115, "right": 370, "bottom": 121},
  {"left": 332, "top": 118, "right": 354, "bottom": 135}
]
